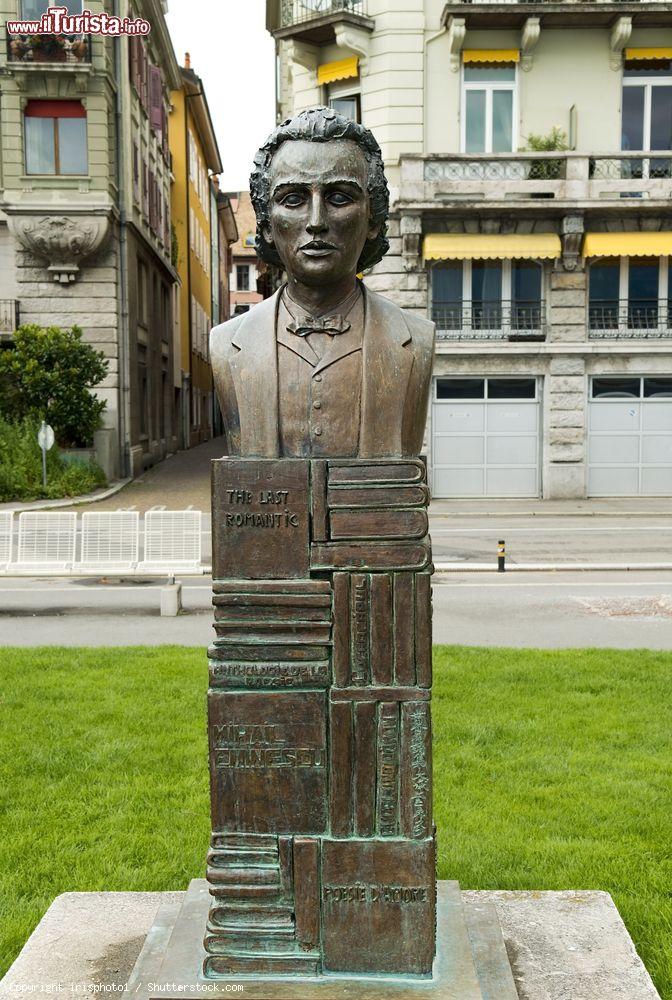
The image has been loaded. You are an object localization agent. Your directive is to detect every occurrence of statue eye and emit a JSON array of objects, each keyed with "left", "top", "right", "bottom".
[
  {"left": 279, "top": 192, "right": 305, "bottom": 208},
  {"left": 328, "top": 191, "right": 353, "bottom": 207}
]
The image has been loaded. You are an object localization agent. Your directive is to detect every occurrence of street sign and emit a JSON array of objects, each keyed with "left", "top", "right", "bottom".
[
  {"left": 38, "top": 423, "right": 55, "bottom": 451},
  {"left": 38, "top": 421, "right": 55, "bottom": 488}
]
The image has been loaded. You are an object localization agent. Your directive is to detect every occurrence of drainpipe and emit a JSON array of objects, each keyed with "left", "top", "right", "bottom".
[{"left": 113, "top": 0, "right": 131, "bottom": 477}]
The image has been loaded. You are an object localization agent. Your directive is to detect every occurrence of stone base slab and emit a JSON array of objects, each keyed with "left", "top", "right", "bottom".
[{"left": 0, "top": 883, "right": 660, "bottom": 1000}]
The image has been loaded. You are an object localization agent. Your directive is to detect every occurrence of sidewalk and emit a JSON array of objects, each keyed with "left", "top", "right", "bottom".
[
  {"left": 57, "top": 437, "right": 226, "bottom": 514},
  {"left": 431, "top": 497, "right": 672, "bottom": 517}
]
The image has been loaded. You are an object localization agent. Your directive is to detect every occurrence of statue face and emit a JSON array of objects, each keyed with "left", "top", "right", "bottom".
[{"left": 263, "top": 139, "right": 379, "bottom": 288}]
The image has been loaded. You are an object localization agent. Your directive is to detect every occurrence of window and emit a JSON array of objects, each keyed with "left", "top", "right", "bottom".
[
  {"left": 592, "top": 375, "right": 672, "bottom": 398},
  {"left": 589, "top": 257, "right": 669, "bottom": 335},
  {"left": 436, "top": 377, "right": 537, "bottom": 400},
  {"left": 462, "top": 65, "right": 516, "bottom": 154},
  {"left": 137, "top": 258, "right": 148, "bottom": 326},
  {"left": 24, "top": 100, "right": 87, "bottom": 175},
  {"left": 236, "top": 264, "right": 250, "bottom": 292},
  {"left": 132, "top": 142, "right": 139, "bottom": 202},
  {"left": 622, "top": 62, "right": 672, "bottom": 177},
  {"left": 139, "top": 359, "right": 149, "bottom": 437},
  {"left": 432, "top": 259, "right": 544, "bottom": 337},
  {"left": 234, "top": 304, "right": 250, "bottom": 315},
  {"left": 329, "top": 94, "right": 361, "bottom": 123},
  {"left": 22, "top": 0, "right": 82, "bottom": 16}
]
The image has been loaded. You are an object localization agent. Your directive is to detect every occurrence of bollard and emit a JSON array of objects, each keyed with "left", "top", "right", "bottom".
[
  {"left": 160, "top": 580, "right": 182, "bottom": 616},
  {"left": 498, "top": 539, "right": 506, "bottom": 573}
]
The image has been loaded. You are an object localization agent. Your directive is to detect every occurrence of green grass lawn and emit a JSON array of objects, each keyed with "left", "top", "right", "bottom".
[{"left": 1, "top": 646, "right": 670, "bottom": 995}]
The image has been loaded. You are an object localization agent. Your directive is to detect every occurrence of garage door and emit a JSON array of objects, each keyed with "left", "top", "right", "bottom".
[
  {"left": 588, "top": 376, "right": 672, "bottom": 496},
  {"left": 432, "top": 377, "right": 540, "bottom": 498}
]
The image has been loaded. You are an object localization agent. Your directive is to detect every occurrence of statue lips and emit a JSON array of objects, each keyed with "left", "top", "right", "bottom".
[{"left": 300, "top": 240, "right": 338, "bottom": 258}]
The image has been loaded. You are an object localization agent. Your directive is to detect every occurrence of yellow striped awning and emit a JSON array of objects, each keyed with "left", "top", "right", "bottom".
[
  {"left": 423, "top": 233, "right": 561, "bottom": 262},
  {"left": 583, "top": 232, "right": 672, "bottom": 258},
  {"left": 624, "top": 47, "right": 672, "bottom": 61},
  {"left": 463, "top": 49, "right": 520, "bottom": 64},
  {"left": 317, "top": 56, "right": 359, "bottom": 86}
]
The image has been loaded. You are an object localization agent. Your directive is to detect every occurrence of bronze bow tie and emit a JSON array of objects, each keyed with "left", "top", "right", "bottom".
[{"left": 286, "top": 314, "right": 351, "bottom": 337}]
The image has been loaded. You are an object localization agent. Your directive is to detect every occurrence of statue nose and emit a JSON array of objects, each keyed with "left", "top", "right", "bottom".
[{"left": 306, "top": 195, "right": 328, "bottom": 234}]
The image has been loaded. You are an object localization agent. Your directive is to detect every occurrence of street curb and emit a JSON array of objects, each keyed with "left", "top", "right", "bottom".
[
  {"left": 434, "top": 562, "right": 672, "bottom": 572},
  {"left": 0, "top": 478, "right": 132, "bottom": 513}
]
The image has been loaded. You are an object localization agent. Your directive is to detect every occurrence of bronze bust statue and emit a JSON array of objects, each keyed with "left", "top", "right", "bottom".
[
  {"left": 124, "top": 110, "right": 516, "bottom": 995},
  {"left": 211, "top": 107, "right": 435, "bottom": 459}
]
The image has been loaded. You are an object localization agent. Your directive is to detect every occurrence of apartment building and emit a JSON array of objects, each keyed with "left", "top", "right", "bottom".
[
  {"left": 0, "top": 0, "right": 181, "bottom": 478},
  {"left": 170, "top": 55, "right": 224, "bottom": 447},
  {"left": 268, "top": 0, "right": 672, "bottom": 498},
  {"left": 228, "top": 190, "right": 265, "bottom": 315}
]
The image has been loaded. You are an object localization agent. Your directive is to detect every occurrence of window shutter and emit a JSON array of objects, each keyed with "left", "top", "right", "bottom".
[
  {"left": 129, "top": 36, "right": 138, "bottom": 90},
  {"left": 132, "top": 141, "right": 139, "bottom": 201},
  {"left": 161, "top": 102, "right": 169, "bottom": 159},
  {"left": 140, "top": 41, "right": 148, "bottom": 111},
  {"left": 149, "top": 65, "right": 162, "bottom": 132}
]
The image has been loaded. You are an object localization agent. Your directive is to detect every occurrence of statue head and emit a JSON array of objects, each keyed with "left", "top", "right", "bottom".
[{"left": 249, "top": 107, "right": 390, "bottom": 285}]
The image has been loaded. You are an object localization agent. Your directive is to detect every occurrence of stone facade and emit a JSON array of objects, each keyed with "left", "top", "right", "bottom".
[
  {"left": 0, "top": 0, "right": 181, "bottom": 479},
  {"left": 269, "top": 0, "right": 672, "bottom": 498}
]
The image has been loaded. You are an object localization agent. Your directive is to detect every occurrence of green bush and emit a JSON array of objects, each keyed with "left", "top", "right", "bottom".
[
  {"left": 0, "top": 324, "right": 108, "bottom": 448},
  {"left": 0, "top": 416, "right": 106, "bottom": 502},
  {"left": 523, "top": 127, "right": 569, "bottom": 180}
]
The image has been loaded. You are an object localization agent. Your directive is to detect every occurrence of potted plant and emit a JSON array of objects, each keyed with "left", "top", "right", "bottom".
[
  {"left": 523, "top": 127, "right": 569, "bottom": 180},
  {"left": 9, "top": 35, "right": 29, "bottom": 61},
  {"left": 29, "top": 34, "right": 67, "bottom": 62}
]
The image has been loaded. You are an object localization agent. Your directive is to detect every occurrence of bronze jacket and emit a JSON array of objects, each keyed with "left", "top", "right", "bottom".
[{"left": 210, "top": 284, "right": 435, "bottom": 459}]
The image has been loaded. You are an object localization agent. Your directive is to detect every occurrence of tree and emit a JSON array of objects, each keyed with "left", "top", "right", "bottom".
[{"left": 0, "top": 324, "right": 109, "bottom": 448}]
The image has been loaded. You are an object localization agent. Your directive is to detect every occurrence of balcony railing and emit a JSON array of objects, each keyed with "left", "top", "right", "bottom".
[
  {"left": 450, "top": 0, "right": 668, "bottom": 4},
  {"left": 589, "top": 299, "right": 672, "bottom": 338},
  {"left": 6, "top": 31, "right": 91, "bottom": 63},
  {"left": 280, "top": 0, "right": 365, "bottom": 27},
  {"left": 0, "top": 300, "right": 20, "bottom": 338},
  {"left": 401, "top": 152, "right": 672, "bottom": 205},
  {"left": 590, "top": 155, "right": 672, "bottom": 179},
  {"left": 433, "top": 300, "right": 546, "bottom": 340}
]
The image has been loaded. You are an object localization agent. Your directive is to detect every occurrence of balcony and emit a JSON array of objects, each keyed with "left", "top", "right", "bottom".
[
  {"left": 271, "top": 0, "right": 374, "bottom": 43},
  {"left": 400, "top": 152, "right": 672, "bottom": 209},
  {"left": 6, "top": 31, "right": 91, "bottom": 63},
  {"left": 0, "top": 300, "right": 20, "bottom": 342},
  {"left": 433, "top": 300, "right": 547, "bottom": 340},
  {"left": 589, "top": 299, "right": 672, "bottom": 339},
  {"left": 441, "top": 0, "right": 669, "bottom": 29}
]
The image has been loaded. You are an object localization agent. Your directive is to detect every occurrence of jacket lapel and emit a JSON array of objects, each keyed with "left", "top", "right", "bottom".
[
  {"left": 276, "top": 324, "right": 319, "bottom": 366},
  {"left": 313, "top": 321, "right": 364, "bottom": 375},
  {"left": 229, "top": 290, "right": 281, "bottom": 457},
  {"left": 359, "top": 286, "right": 414, "bottom": 457}
]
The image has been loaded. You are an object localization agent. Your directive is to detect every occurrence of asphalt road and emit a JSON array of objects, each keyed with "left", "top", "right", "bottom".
[
  {"left": 2, "top": 571, "right": 671, "bottom": 649},
  {"left": 429, "top": 515, "right": 672, "bottom": 566}
]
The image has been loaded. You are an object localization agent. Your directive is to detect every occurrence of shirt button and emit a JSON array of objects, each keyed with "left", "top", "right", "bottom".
[
  {"left": 314, "top": 427, "right": 322, "bottom": 436},
  {"left": 313, "top": 374, "right": 322, "bottom": 382},
  {"left": 313, "top": 400, "right": 321, "bottom": 409}
]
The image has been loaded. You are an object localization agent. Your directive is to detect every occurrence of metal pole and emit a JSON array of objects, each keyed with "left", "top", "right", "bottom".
[
  {"left": 498, "top": 539, "right": 506, "bottom": 573},
  {"left": 41, "top": 442, "right": 47, "bottom": 488}
]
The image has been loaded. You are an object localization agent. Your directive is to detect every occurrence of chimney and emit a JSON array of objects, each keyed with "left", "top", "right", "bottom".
[{"left": 184, "top": 51, "right": 191, "bottom": 69}]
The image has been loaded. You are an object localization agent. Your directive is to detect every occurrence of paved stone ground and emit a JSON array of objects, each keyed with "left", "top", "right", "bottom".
[
  {"left": 0, "top": 888, "right": 660, "bottom": 999},
  {"left": 60, "top": 437, "right": 227, "bottom": 514}
]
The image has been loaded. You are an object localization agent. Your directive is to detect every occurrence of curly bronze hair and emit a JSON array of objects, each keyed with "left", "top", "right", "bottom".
[{"left": 249, "top": 107, "right": 390, "bottom": 273}]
